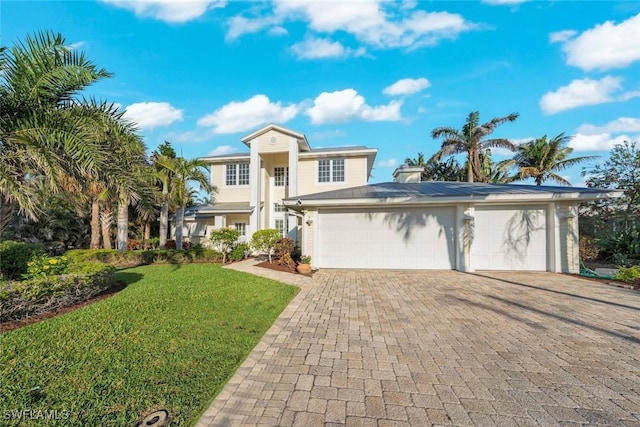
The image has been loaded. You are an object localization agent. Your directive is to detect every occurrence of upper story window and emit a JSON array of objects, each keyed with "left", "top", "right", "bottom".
[
  {"left": 318, "top": 159, "right": 345, "bottom": 183},
  {"left": 226, "top": 163, "right": 249, "bottom": 186},
  {"left": 274, "top": 167, "right": 289, "bottom": 187},
  {"left": 274, "top": 203, "right": 287, "bottom": 212}
]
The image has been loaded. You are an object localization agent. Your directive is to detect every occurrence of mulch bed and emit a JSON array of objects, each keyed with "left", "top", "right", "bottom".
[
  {"left": 255, "top": 260, "right": 314, "bottom": 276},
  {"left": 0, "top": 282, "right": 127, "bottom": 334}
]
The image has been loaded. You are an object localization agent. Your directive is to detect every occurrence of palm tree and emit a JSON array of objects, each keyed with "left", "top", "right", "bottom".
[
  {"left": 431, "top": 111, "right": 519, "bottom": 183},
  {"left": 514, "top": 133, "right": 597, "bottom": 185},
  {"left": 156, "top": 156, "right": 212, "bottom": 250},
  {"left": 0, "top": 31, "right": 111, "bottom": 235},
  {"left": 151, "top": 153, "right": 176, "bottom": 249}
]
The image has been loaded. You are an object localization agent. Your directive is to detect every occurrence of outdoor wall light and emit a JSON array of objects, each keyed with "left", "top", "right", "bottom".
[{"left": 306, "top": 218, "right": 314, "bottom": 226}]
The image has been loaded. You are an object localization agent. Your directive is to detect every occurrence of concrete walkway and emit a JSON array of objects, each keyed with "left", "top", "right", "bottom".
[{"left": 197, "top": 260, "right": 640, "bottom": 426}]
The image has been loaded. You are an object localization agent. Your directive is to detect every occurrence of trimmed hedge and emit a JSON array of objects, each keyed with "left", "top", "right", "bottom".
[
  {"left": 0, "top": 262, "right": 117, "bottom": 322},
  {"left": 65, "top": 248, "right": 223, "bottom": 267},
  {"left": 0, "top": 240, "right": 45, "bottom": 281}
]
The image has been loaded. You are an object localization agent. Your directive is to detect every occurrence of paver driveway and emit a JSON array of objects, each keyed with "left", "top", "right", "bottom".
[{"left": 198, "top": 262, "right": 640, "bottom": 426}]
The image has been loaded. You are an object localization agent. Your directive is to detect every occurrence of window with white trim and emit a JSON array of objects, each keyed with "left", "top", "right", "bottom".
[
  {"left": 274, "top": 203, "right": 287, "bottom": 212},
  {"left": 226, "top": 163, "right": 249, "bottom": 186},
  {"left": 274, "top": 167, "right": 289, "bottom": 187},
  {"left": 275, "top": 218, "right": 288, "bottom": 237},
  {"left": 318, "top": 158, "right": 345, "bottom": 183},
  {"left": 234, "top": 223, "right": 246, "bottom": 237}
]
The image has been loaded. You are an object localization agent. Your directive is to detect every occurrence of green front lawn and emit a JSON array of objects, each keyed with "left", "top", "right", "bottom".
[{"left": 0, "top": 264, "right": 297, "bottom": 426}]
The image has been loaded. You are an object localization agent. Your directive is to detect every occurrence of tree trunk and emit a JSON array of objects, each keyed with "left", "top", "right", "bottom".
[
  {"left": 144, "top": 221, "right": 151, "bottom": 242},
  {"left": 159, "top": 202, "right": 168, "bottom": 249},
  {"left": 90, "top": 197, "right": 101, "bottom": 249},
  {"left": 0, "top": 194, "right": 15, "bottom": 239},
  {"left": 101, "top": 202, "right": 113, "bottom": 249},
  {"left": 467, "top": 158, "right": 474, "bottom": 183},
  {"left": 175, "top": 205, "right": 184, "bottom": 250},
  {"left": 117, "top": 196, "right": 128, "bottom": 252}
]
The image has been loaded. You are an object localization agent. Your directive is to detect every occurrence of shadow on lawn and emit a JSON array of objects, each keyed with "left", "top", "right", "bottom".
[{"left": 114, "top": 271, "right": 145, "bottom": 286}]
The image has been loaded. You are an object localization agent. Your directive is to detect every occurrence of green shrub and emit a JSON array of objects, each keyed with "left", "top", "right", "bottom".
[
  {"left": 251, "top": 229, "right": 281, "bottom": 263},
  {"left": 209, "top": 228, "right": 240, "bottom": 264},
  {"left": 598, "top": 229, "right": 640, "bottom": 261},
  {"left": 228, "top": 243, "right": 251, "bottom": 262},
  {"left": 64, "top": 248, "right": 222, "bottom": 267},
  {"left": 0, "top": 240, "right": 45, "bottom": 280},
  {"left": 23, "top": 255, "right": 71, "bottom": 279},
  {"left": 0, "top": 262, "right": 117, "bottom": 322},
  {"left": 615, "top": 265, "right": 640, "bottom": 282}
]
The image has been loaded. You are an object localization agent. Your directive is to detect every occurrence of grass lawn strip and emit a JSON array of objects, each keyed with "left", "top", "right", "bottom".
[{"left": 0, "top": 264, "right": 298, "bottom": 426}]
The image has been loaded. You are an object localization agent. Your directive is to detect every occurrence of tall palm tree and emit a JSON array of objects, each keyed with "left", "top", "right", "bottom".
[
  {"left": 156, "top": 157, "right": 212, "bottom": 250},
  {"left": 514, "top": 133, "right": 597, "bottom": 185},
  {"left": 431, "top": 111, "right": 519, "bottom": 183},
  {"left": 152, "top": 153, "right": 176, "bottom": 249},
  {"left": 0, "top": 31, "right": 111, "bottom": 235}
]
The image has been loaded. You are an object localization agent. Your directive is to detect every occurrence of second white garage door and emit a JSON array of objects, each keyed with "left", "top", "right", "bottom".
[
  {"left": 316, "top": 207, "right": 456, "bottom": 269},
  {"left": 472, "top": 205, "right": 548, "bottom": 271}
]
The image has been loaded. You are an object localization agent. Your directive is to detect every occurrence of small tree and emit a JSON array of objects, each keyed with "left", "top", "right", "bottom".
[
  {"left": 209, "top": 228, "right": 240, "bottom": 264},
  {"left": 251, "top": 229, "right": 282, "bottom": 263}
]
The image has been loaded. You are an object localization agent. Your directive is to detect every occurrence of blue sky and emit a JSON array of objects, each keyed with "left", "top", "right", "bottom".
[{"left": 4, "top": 0, "right": 640, "bottom": 185}]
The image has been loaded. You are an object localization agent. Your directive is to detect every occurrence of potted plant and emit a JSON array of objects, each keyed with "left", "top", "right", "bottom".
[{"left": 297, "top": 255, "right": 312, "bottom": 275}]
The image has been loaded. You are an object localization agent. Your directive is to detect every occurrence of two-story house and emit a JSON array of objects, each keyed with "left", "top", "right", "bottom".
[
  {"left": 178, "top": 124, "right": 377, "bottom": 246},
  {"left": 177, "top": 123, "right": 618, "bottom": 273}
]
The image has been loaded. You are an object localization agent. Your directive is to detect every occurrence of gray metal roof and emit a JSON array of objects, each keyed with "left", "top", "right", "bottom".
[
  {"left": 184, "top": 202, "right": 252, "bottom": 217},
  {"left": 285, "top": 182, "right": 618, "bottom": 204}
]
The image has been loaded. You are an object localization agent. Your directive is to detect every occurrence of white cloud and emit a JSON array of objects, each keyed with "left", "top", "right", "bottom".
[
  {"left": 290, "top": 37, "right": 365, "bottom": 60},
  {"left": 539, "top": 76, "right": 622, "bottom": 115},
  {"left": 123, "top": 102, "right": 183, "bottom": 129},
  {"left": 229, "top": 1, "right": 475, "bottom": 53},
  {"left": 101, "top": 0, "right": 226, "bottom": 23},
  {"left": 377, "top": 158, "right": 397, "bottom": 168},
  {"left": 305, "top": 89, "right": 402, "bottom": 125},
  {"left": 555, "top": 13, "right": 640, "bottom": 70},
  {"left": 383, "top": 78, "right": 430, "bottom": 96},
  {"left": 226, "top": 14, "right": 280, "bottom": 40},
  {"left": 207, "top": 145, "right": 236, "bottom": 156},
  {"left": 197, "top": 95, "right": 298, "bottom": 134},
  {"left": 549, "top": 30, "right": 576, "bottom": 43},
  {"left": 569, "top": 133, "right": 631, "bottom": 151},
  {"left": 577, "top": 117, "right": 640, "bottom": 135}
]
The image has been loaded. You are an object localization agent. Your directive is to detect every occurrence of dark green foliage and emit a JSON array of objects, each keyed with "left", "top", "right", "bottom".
[
  {"left": 228, "top": 243, "right": 250, "bottom": 262},
  {"left": 0, "top": 264, "right": 298, "bottom": 426},
  {"left": 64, "top": 248, "right": 222, "bottom": 267},
  {"left": 0, "top": 240, "right": 45, "bottom": 280},
  {"left": 598, "top": 229, "right": 640, "bottom": 263},
  {"left": 0, "top": 262, "right": 116, "bottom": 322}
]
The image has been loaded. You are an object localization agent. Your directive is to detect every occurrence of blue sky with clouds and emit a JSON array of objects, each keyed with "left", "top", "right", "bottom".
[{"left": 4, "top": 0, "right": 640, "bottom": 185}]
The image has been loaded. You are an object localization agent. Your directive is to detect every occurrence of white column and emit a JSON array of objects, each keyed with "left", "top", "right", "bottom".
[
  {"left": 288, "top": 136, "right": 298, "bottom": 198},
  {"left": 569, "top": 204, "right": 580, "bottom": 273},
  {"left": 249, "top": 143, "right": 261, "bottom": 238},
  {"left": 546, "top": 202, "right": 562, "bottom": 272}
]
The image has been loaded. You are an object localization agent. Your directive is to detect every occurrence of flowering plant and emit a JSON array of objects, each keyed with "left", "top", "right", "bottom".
[{"left": 23, "top": 255, "right": 70, "bottom": 279}]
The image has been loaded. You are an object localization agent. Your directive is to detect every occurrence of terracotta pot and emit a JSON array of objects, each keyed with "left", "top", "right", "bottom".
[{"left": 297, "top": 263, "right": 312, "bottom": 275}]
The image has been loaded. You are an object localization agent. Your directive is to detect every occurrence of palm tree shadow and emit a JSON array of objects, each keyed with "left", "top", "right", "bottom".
[{"left": 501, "top": 209, "right": 545, "bottom": 264}]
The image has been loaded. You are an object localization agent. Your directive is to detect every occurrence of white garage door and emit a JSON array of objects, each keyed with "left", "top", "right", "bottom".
[
  {"left": 473, "top": 206, "right": 547, "bottom": 271},
  {"left": 317, "top": 207, "right": 455, "bottom": 269}
]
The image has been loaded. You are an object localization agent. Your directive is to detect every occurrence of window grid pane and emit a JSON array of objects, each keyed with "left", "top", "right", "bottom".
[
  {"left": 318, "top": 160, "right": 330, "bottom": 182},
  {"left": 238, "top": 163, "right": 249, "bottom": 185},
  {"left": 274, "top": 167, "right": 285, "bottom": 186},
  {"left": 274, "top": 203, "right": 286, "bottom": 212},
  {"left": 332, "top": 159, "right": 345, "bottom": 182},
  {"left": 226, "top": 164, "right": 236, "bottom": 186},
  {"left": 234, "top": 223, "right": 246, "bottom": 237},
  {"left": 275, "top": 219, "right": 286, "bottom": 237}
]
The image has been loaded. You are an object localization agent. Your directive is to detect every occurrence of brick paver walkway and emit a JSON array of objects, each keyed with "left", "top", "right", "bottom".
[{"left": 197, "top": 261, "right": 640, "bottom": 426}]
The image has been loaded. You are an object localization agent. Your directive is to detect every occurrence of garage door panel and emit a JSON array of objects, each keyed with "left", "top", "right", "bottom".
[
  {"left": 473, "top": 206, "right": 547, "bottom": 271},
  {"left": 317, "top": 207, "right": 455, "bottom": 270}
]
